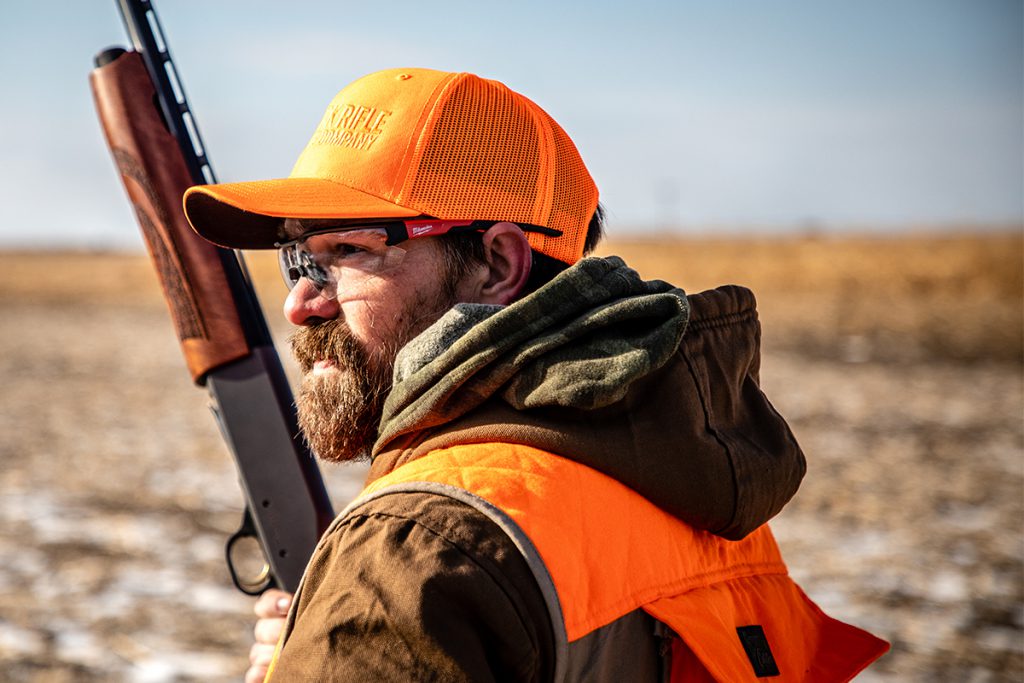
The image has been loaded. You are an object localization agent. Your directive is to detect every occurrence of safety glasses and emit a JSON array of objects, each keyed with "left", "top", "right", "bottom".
[{"left": 275, "top": 219, "right": 561, "bottom": 298}]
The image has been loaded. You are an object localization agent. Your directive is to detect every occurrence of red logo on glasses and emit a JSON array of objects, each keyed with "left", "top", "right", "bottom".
[
  {"left": 411, "top": 224, "right": 436, "bottom": 237},
  {"left": 402, "top": 220, "right": 475, "bottom": 240}
]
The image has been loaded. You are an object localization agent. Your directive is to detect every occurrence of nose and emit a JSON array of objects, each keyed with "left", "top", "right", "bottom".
[{"left": 283, "top": 279, "right": 341, "bottom": 326}]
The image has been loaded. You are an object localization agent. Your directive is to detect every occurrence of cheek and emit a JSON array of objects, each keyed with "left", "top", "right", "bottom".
[
  {"left": 337, "top": 250, "right": 455, "bottom": 352},
  {"left": 337, "top": 299, "right": 392, "bottom": 346},
  {"left": 342, "top": 288, "right": 449, "bottom": 350},
  {"left": 338, "top": 294, "right": 421, "bottom": 351}
]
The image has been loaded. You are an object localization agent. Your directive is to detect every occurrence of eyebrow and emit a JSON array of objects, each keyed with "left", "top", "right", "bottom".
[
  {"left": 280, "top": 217, "right": 423, "bottom": 241},
  {"left": 281, "top": 217, "right": 342, "bottom": 239}
]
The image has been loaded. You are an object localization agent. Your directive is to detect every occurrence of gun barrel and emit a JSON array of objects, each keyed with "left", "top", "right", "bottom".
[{"left": 91, "top": 1, "right": 335, "bottom": 595}]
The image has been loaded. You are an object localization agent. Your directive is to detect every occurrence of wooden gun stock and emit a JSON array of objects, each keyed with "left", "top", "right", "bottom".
[{"left": 90, "top": 50, "right": 249, "bottom": 383}]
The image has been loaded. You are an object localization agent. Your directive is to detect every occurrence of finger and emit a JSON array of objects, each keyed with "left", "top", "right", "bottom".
[
  {"left": 244, "top": 665, "right": 269, "bottom": 683},
  {"left": 254, "top": 589, "right": 292, "bottom": 618},
  {"left": 250, "top": 642, "right": 278, "bottom": 667},
  {"left": 254, "top": 617, "right": 287, "bottom": 646}
]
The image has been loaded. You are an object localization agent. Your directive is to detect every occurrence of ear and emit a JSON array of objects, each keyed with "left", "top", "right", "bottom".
[{"left": 475, "top": 222, "right": 533, "bottom": 305}]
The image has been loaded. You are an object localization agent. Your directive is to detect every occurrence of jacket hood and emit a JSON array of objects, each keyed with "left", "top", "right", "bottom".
[{"left": 368, "top": 256, "right": 805, "bottom": 539}]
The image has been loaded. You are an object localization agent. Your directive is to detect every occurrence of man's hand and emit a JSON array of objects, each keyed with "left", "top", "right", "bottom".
[{"left": 245, "top": 589, "right": 292, "bottom": 683}]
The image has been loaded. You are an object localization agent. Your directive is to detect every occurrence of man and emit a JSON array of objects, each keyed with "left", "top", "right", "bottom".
[{"left": 184, "top": 68, "right": 887, "bottom": 681}]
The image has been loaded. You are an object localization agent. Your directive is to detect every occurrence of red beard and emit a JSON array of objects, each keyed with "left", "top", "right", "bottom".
[{"left": 289, "top": 319, "right": 392, "bottom": 463}]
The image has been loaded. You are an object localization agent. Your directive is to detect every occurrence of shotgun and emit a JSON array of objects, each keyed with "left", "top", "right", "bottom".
[{"left": 90, "top": 0, "right": 334, "bottom": 594}]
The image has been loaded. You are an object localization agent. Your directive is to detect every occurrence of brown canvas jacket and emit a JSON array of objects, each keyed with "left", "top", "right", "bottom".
[{"left": 268, "top": 256, "right": 806, "bottom": 681}]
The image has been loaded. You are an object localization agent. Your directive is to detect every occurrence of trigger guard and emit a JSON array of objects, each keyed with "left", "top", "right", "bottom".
[{"left": 225, "top": 512, "right": 273, "bottom": 595}]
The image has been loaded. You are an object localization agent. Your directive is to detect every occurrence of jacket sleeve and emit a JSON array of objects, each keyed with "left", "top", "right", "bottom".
[{"left": 269, "top": 492, "right": 556, "bottom": 682}]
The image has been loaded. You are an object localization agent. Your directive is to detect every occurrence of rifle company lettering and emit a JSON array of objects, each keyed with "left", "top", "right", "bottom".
[{"left": 314, "top": 103, "right": 392, "bottom": 151}]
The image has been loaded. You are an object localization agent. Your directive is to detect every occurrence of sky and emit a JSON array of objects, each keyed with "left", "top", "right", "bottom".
[{"left": 0, "top": 0, "right": 1021, "bottom": 249}]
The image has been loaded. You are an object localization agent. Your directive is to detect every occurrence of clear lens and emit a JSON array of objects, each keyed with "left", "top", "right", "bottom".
[
  {"left": 277, "top": 227, "right": 407, "bottom": 298},
  {"left": 278, "top": 248, "right": 330, "bottom": 290}
]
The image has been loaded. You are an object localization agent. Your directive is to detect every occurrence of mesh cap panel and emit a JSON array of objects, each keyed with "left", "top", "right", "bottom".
[{"left": 406, "top": 74, "right": 596, "bottom": 264}]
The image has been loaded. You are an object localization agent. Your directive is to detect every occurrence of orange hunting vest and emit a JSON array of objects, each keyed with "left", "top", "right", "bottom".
[{"left": 357, "top": 443, "right": 889, "bottom": 682}]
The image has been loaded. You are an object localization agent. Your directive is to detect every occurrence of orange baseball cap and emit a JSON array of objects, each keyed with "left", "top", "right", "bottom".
[{"left": 183, "top": 67, "right": 599, "bottom": 265}]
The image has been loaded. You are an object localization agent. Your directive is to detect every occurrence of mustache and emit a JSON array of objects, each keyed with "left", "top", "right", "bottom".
[{"left": 289, "top": 319, "right": 365, "bottom": 375}]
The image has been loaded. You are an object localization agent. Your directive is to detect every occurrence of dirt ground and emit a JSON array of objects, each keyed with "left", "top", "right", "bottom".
[{"left": 0, "top": 233, "right": 1020, "bottom": 681}]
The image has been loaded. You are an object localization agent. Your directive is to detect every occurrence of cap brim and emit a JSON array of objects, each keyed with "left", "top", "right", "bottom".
[{"left": 183, "top": 177, "right": 421, "bottom": 249}]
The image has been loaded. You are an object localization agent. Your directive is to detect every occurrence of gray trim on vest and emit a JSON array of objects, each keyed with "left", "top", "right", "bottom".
[{"left": 339, "top": 482, "right": 570, "bottom": 682}]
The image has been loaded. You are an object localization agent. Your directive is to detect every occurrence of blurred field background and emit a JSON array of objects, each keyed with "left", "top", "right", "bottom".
[{"left": 0, "top": 230, "right": 1021, "bottom": 681}]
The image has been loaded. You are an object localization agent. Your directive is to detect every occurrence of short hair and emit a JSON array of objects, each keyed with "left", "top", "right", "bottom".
[{"left": 439, "top": 203, "right": 606, "bottom": 297}]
